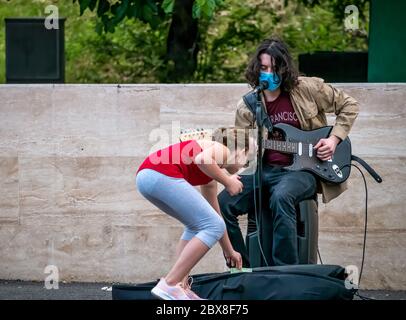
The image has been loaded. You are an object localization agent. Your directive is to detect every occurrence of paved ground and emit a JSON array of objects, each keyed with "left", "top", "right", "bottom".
[
  {"left": 0, "top": 280, "right": 111, "bottom": 300},
  {"left": 0, "top": 280, "right": 405, "bottom": 300}
]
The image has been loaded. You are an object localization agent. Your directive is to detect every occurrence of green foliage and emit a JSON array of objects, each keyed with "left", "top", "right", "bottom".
[
  {"left": 73, "top": 0, "right": 167, "bottom": 32},
  {"left": 152, "top": 0, "right": 224, "bottom": 19},
  {"left": 161, "top": 0, "right": 174, "bottom": 14},
  {"left": 73, "top": 0, "right": 222, "bottom": 32},
  {"left": 195, "top": 0, "right": 368, "bottom": 82},
  {"left": 193, "top": 0, "right": 222, "bottom": 19},
  {"left": 0, "top": 0, "right": 369, "bottom": 83},
  {"left": 296, "top": 0, "right": 370, "bottom": 20},
  {"left": 0, "top": 0, "right": 168, "bottom": 83}
]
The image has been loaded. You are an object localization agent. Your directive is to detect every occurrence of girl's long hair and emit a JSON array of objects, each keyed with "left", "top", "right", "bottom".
[{"left": 212, "top": 127, "right": 252, "bottom": 152}]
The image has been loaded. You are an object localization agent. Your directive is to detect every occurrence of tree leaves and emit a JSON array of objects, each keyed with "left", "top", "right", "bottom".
[
  {"left": 112, "top": 0, "right": 129, "bottom": 24},
  {"left": 193, "top": 0, "right": 221, "bottom": 19},
  {"left": 78, "top": 0, "right": 91, "bottom": 15},
  {"left": 67, "top": 0, "right": 368, "bottom": 83},
  {"left": 162, "top": 0, "right": 174, "bottom": 14},
  {"left": 74, "top": 0, "right": 224, "bottom": 32},
  {"left": 75, "top": 0, "right": 165, "bottom": 32}
]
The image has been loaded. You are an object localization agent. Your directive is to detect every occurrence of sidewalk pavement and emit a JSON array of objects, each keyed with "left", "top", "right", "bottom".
[{"left": 1, "top": 280, "right": 405, "bottom": 300}]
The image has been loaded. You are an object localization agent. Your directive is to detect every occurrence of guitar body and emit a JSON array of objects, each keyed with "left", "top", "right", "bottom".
[{"left": 273, "top": 123, "right": 352, "bottom": 183}]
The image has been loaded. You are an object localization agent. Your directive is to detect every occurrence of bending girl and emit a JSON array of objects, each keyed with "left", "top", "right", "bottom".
[{"left": 135, "top": 127, "right": 256, "bottom": 300}]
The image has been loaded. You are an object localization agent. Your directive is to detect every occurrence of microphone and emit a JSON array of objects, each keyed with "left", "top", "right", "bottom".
[{"left": 254, "top": 80, "right": 269, "bottom": 93}]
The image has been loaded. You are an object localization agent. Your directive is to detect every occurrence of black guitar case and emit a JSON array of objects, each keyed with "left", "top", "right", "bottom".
[{"left": 112, "top": 264, "right": 357, "bottom": 300}]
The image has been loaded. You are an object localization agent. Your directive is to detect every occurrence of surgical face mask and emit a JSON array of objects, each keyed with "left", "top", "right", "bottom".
[{"left": 259, "top": 71, "right": 281, "bottom": 91}]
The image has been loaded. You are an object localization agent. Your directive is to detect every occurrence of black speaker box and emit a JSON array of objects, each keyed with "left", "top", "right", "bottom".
[
  {"left": 5, "top": 18, "right": 65, "bottom": 83},
  {"left": 299, "top": 51, "right": 368, "bottom": 83}
]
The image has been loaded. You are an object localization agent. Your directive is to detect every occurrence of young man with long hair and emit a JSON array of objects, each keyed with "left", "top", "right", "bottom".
[{"left": 218, "top": 37, "right": 359, "bottom": 267}]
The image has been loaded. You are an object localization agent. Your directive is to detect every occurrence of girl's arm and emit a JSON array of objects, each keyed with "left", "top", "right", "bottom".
[
  {"left": 194, "top": 142, "right": 231, "bottom": 187},
  {"left": 195, "top": 141, "right": 243, "bottom": 197}
]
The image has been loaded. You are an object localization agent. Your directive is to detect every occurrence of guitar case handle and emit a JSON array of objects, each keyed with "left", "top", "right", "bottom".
[{"left": 351, "top": 155, "right": 383, "bottom": 183}]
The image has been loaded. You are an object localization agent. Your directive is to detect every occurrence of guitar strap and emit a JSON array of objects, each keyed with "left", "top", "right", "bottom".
[
  {"left": 242, "top": 91, "right": 273, "bottom": 132},
  {"left": 242, "top": 91, "right": 257, "bottom": 115}
]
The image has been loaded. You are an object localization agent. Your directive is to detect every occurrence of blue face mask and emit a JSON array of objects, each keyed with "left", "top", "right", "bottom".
[{"left": 259, "top": 71, "right": 281, "bottom": 91}]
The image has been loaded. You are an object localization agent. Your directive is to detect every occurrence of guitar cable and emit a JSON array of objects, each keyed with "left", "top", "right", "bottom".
[
  {"left": 318, "top": 160, "right": 381, "bottom": 300},
  {"left": 318, "top": 164, "right": 367, "bottom": 284}
]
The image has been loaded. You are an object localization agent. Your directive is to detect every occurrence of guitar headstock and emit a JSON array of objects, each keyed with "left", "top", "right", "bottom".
[{"left": 179, "top": 128, "right": 213, "bottom": 142}]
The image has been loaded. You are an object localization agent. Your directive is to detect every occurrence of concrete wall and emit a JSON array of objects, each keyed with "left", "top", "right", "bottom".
[{"left": 0, "top": 83, "right": 405, "bottom": 289}]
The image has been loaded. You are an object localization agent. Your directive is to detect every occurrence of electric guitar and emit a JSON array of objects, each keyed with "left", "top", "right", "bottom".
[
  {"left": 180, "top": 124, "right": 352, "bottom": 184},
  {"left": 264, "top": 123, "right": 351, "bottom": 183}
]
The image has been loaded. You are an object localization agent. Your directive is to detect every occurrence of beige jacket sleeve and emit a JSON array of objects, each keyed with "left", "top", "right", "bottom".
[
  {"left": 235, "top": 98, "right": 255, "bottom": 129},
  {"left": 312, "top": 78, "right": 360, "bottom": 141}
]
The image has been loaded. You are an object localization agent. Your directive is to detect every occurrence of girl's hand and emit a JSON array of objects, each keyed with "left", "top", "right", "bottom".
[
  {"left": 225, "top": 175, "right": 243, "bottom": 196},
  {"left": 224, "top": 249, "right": 242, "bottom": 270}
]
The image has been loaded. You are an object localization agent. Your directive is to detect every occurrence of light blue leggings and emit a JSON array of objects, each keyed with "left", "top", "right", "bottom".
[{"left": 136, "top": 169, "right": 226, "bottom": 248}]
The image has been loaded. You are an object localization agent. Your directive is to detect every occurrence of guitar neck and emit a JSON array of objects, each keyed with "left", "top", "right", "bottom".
[{"left": 263, "top": 139, "right": 298, "bottom": 154}]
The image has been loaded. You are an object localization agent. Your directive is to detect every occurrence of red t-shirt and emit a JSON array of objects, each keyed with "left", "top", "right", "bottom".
[
  {"left": 264, "top": 91, "right": 301, "bottom": 166},
  {"left": 136, "top": 140, "right": 213, "bottom": 186}
]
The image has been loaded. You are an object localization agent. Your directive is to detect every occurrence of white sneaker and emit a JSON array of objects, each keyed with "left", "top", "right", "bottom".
[
  {"left": 181, "top": 276, "right": 206, "bottom": 300},
  {"left": 151, "top": 278, "right": 191, "bottom": 300}
]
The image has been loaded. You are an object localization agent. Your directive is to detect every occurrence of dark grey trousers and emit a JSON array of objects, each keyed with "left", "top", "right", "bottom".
[{"left": 218, "top": 164, "right": 317, "bottom": 267}]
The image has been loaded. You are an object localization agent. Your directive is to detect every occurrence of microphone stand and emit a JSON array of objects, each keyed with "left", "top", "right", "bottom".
[{"left": 254, "top": 85, "right": 273, "bottom": 266}]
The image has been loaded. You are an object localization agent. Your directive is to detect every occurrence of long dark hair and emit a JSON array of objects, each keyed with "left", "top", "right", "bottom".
[{"left": 245, "top": 37, "right": 299, "bottom": 92}]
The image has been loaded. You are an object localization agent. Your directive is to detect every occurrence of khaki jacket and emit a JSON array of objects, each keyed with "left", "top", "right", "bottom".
[{"left": 235, "top": 76, "right": 360, "bottom": 203}]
